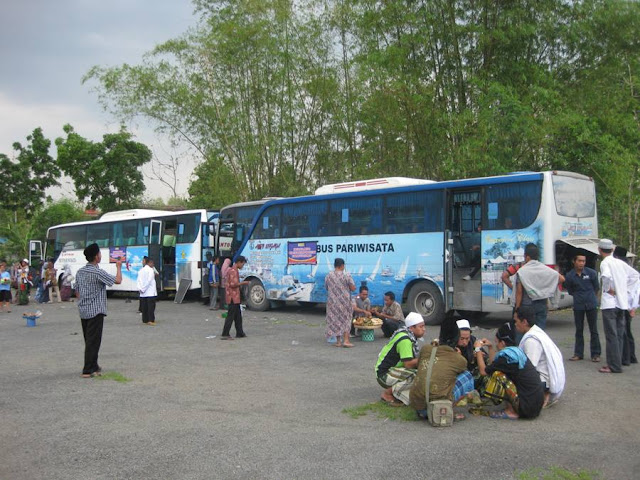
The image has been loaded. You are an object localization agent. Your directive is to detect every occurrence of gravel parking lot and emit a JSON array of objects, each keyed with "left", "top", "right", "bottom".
[{"left": 2, "top": 298, "right": 639, "bottom": 479}]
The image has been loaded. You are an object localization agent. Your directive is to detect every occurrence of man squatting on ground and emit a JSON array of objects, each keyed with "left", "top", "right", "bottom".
[
  {"left": 75, "top": 243, "right": 122, "bottom": 378},
  {"left": 407, "top": 318, "right": 476, "bottom": 421},
  {"left": 375, "top": 312, "right": 425, "bottom": 406},
  {"left": 377, "top": 291, "right": 405, "bottom": 338},
  {"left": 514, "top": 306, "right": 565, "bottom": 408}
]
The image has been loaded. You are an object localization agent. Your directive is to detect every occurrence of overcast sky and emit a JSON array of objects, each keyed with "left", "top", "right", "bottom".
[{"left": 0, "top": 0, "right": 198, "bottom": 201}]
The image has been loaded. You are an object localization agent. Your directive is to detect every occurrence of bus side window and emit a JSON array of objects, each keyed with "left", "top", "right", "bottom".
[{"left": 485, "top": 181, "right": 542, "bottom": 230}]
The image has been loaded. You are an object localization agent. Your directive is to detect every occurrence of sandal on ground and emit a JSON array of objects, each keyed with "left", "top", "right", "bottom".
[
  {"left": 569, "top": 355, "right": 582, "bottom": 361},
  {"left": 380, "top": 398, "right": 404, "bottom": 407},
  {"left": 489, "top": 410, "right": 518, "bottom": 420},
  {"left": 454, "top": 412, "right": 466, "bottom": 422},
  {"left": 591, "top": 356, "right": 601, "bottom": 363},
  {"left": 598, "top": 366, "right": 613, "bottom": 373},
  {"left": 343, "top": 343, "right": 354, "bottom": 348}
]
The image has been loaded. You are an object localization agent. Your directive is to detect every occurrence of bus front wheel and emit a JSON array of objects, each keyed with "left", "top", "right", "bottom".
[
  {"left": 246, "top": 279, "right": 269, "bottom": 311},
  {"left": 406, "top": 282, "right": 444, "bottom": 326}
]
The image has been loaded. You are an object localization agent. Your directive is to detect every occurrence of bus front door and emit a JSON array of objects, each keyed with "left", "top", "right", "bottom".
[
  {"left": 149, "top": 220, "right": 163, "bottom": 292},
  {"left": 448, "top": 189, "right": 482, "bottom": 313},
  {"left": 201, "top": 222, "right": 217, "bottom": 298}
]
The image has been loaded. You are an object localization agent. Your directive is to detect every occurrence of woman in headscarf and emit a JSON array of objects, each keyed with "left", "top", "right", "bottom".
[
  {"left": 220, "top": 257, "right": 232, "bottom": 309},
  {"left": 474, "top": 322, "right": 544, "bottom": 419},
  {"left": 324, "top": 258, "right": 356, "bottom": 347},
  {"left": 60, "top": 264, "right": 74, "bottom": 301}
]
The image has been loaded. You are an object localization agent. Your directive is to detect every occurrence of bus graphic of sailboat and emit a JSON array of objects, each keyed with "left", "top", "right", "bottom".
[
  {"left": 381, "top": 266, "right": 394, "bottom": 277},
  {"left": 367, "top": 255, "right": 383, "bottom": 282},
  {"left": 395, "top": 257, "right": 409, "bottom": 281},
  {"left": 307, "top": 258, "right": 319, "bottom": 279}
]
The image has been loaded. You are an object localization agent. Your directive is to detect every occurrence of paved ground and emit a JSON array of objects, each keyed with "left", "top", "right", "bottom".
[{"left": 1, "top": 297, "right": 639, "bottom": 479}]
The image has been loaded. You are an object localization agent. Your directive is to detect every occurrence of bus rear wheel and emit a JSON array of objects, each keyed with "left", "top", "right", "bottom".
[
  {"left": 246, "top": 279, "right": 269, "bottom": 311},
  {"left": 406, "top": 282, "right": 444, "bottom": 326}
]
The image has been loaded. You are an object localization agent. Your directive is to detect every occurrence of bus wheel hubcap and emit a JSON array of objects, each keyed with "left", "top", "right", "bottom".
[{"left": 417, "top": 292, "right": 434, "bottom": 316}]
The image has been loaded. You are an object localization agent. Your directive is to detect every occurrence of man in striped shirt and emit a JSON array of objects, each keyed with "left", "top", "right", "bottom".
[{"left": 75, "top": 243, "right": 122, "bottom": 378}]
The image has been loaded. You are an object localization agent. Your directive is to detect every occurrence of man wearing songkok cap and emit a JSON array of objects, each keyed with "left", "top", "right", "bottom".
[
  {"left": 75, "top": 243, "right": 122, "bottom": 378},
  {"left": 598, "top": 239, "right": 639, "bottom": 373},
  {"left": 375, "top": 312, "right": 425, "bottom": 406}
]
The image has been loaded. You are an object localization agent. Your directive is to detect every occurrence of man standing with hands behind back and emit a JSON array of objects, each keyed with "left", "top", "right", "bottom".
[{"left": 75, "top": 243, "right": 122, "bottom": 378}]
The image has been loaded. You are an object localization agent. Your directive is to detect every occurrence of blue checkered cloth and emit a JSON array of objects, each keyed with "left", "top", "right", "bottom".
[{"left": 452, "top": 370, "right": 475, "bottom": 402}]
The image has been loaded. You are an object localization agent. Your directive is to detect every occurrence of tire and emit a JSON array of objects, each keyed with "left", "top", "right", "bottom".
[
  {"left": 406, "top": 282, "right": 445, "bottom": 326},
  {"left": 246, "top": 278, "right": 269, "bottom": 311}
]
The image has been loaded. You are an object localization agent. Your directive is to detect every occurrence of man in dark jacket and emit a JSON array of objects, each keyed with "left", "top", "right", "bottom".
[{"left": 564, "top": 254, "right": 601, "bottom": 362}]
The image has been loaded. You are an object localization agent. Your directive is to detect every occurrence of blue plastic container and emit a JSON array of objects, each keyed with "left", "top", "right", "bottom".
[{"left": 25, "top": 315, "right": 37, "bottom": 327}]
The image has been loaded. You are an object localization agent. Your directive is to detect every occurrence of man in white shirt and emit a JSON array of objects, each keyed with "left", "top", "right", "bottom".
[
  {"left": 514, "top": 305, "right": 565, "bottom": 408},
  {"left": 598, "top": 239, "right": 639, "bottom": 373},
  {"left": 137, "top": 258, "right": 158, "bottom": 326}
]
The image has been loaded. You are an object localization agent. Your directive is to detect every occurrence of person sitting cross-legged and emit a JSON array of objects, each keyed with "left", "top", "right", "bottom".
[{"left": 475, "top": 322, "right": 545, "bottom": 420}]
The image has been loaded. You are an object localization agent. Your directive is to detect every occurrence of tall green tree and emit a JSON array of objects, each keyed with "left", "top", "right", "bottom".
[
  {"left": 0, "top": 128, "right": 60, "bottom": 218},
  {"left": 55, "top": 124, "right": 152, "bottom": 212}
]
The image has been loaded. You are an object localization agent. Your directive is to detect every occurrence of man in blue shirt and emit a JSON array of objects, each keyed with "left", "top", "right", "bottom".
[{"left": 563, "top": 254, "right": 601, "bottom": 362}]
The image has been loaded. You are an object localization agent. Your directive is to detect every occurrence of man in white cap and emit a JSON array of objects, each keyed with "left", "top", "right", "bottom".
[
  {"left": 598, "top": 239, "right": 639, "bottom": 373},
  {"left": 375, "top": 312, "right": 425, "bottom": 406},
  {"left": 455, "top": 319, "right": 485, "bottom": 385}
]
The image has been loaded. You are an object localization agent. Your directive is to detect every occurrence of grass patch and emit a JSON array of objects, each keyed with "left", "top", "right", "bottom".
[
  {"left": 517, "top": 467, "right": 601, "bottom": 480},
  {"left": 342, "top": 402, "right": 419, "bottom": 421},
  {"left": 95, "top": 371, "right": 132, "bottom": 383}
]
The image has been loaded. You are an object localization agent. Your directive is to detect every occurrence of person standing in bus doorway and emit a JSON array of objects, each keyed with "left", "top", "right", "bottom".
[
  {"left": 207, "top": 253, "right": 220, "bottom": 310},
  {"left": 613, "top": 246, "right": 639, "bottom": 366},
  {"left": 463, "top": 223, "right": 482, "bottom": 281},
  {"left": 515, "top": 243, "right": 564, "bottom": 331},
  {"left": 221, "top": 256, "right": 250, "bottom": 340},
  {"left": 563, "top": 254, "right": 601, "bottom": 362},
  {"left": 598, "top": 239, "right": 639, "bottom": 373},
  {"left": 378, "top": 291, "right": 405, "bottom": 338},
  {"left": 138, "top": 258, "right": 158, "bottom": 326},
  {"left": 75, "top": 243, "right": 122, "bottom": 378},
  {"left": 325, "top": 258, "right": 356, "bottom": 347}
]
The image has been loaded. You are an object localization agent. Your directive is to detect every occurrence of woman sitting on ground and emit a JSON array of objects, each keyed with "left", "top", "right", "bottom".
[{"left": 475, "top": 322, "right": 544, "bottom": 420}]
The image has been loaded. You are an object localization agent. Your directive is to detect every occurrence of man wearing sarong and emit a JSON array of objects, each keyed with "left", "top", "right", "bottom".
[
  {"left": 324, "top": 258, "right": 356, "bottom": 347},
  {"left": 375, "top": 312, "right": 425, "bottom": 406},
  {"left": 474, "top": 322, "right": 544, "bottom": 420}
]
